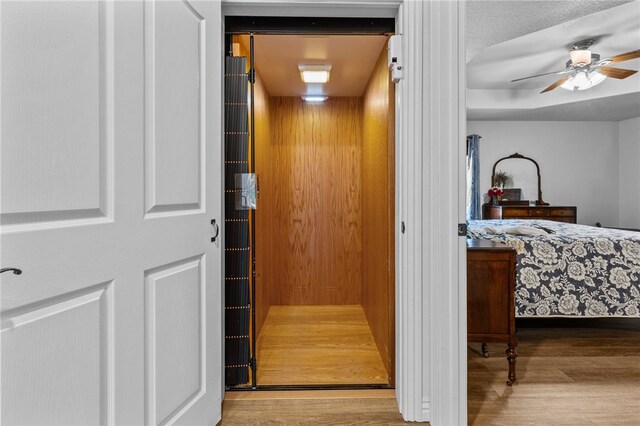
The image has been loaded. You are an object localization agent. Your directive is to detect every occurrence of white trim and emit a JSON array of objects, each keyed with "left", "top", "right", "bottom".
[
  {"left": 422, "top": 1, "right": 467, "bottom": 424},
  {"left": 395, "top": 1, "right": 467, "bottom": 423},
  {"left": 457, "top": 1, "right": 469, "bottom": 424},
  {"left": 394, "top": 0, "right": 423, "bottom": 421}
]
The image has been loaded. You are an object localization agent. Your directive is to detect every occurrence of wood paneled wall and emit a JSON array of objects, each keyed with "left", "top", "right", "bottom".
[
  {"left": 361, "top": 41, "right": 395, "bottom": 383},
  {"left": 236, "top": 36, "right": 272, "bottom": 338},
  {"left": 256, "top": 97, "right": 363, "bottom": 306},
  {"left": 252, "top": 69, "right": 273, "bottom": 337}
]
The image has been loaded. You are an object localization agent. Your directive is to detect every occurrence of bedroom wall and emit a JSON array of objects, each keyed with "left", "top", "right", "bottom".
[
  {"left": 618, "top": 116, "right": 640, "bottom": 229},
  {"left": 467, "top": 121, "right": 619, "bottom": 226}
]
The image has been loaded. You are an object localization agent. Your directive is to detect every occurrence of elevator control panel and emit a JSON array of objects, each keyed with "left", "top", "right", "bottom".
[
  {"left": 388, "top": 34, "right": 403, "bottom": 83},
  {"left": 235, "top": 173, "right": 257, "bottom": 210}
]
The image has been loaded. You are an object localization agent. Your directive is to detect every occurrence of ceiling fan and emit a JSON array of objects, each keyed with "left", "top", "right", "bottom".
[{"left": 511, "top": 39, "right": 640, "bottom": 93}]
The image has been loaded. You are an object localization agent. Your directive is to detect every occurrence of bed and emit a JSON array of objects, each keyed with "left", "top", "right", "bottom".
[{"left": 467, "top": 219, "right": 640, "bottom": 317}]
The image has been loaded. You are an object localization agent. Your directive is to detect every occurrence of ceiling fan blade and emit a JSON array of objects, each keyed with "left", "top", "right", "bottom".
[
  {"left": 608, "top": 50, "right": 640, "bottom": 63},
  {"left": 599, "top": 66, "right": 638, "bottom": 79},
  {"left": 510, "top": 69, "right": 569, "bottom": 83},
  {"left": 540, "top": 77, "right": 569, "bottom": 93}
]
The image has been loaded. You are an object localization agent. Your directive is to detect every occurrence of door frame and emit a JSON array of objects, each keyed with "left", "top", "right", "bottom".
[{"left": 217, "top": 1, "right": 467, "bottom": 424}]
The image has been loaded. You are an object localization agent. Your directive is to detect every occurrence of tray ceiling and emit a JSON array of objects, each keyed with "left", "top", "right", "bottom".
[{"left": 467, "top": 0, "right": 640, "bottom": 121}]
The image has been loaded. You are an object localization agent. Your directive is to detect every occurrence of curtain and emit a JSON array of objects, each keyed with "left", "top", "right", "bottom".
[{"left": 466, "top": 134, "right": 481, "bottom": 220}]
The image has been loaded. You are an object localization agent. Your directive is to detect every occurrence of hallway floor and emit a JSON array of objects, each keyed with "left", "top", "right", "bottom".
[
  {"left": 221, "top": 390, "right": 405, "bottom": 425},
  {"left": 220, "top": 318, "right": 639, "bottom": 425},
  {"left": 256, "top": 305, "right": 388, "bottom": 386}
]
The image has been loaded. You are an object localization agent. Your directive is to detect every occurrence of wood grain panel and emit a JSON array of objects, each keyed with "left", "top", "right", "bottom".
[
  {"left": 253, "top": 72, "right": 272, "bottom": 337},
  {"left": 361, "top": 41, "right": 395, "bottom": 384},
  {"left": 238, "top": 36, "right": 273, "bottom": 338},
  {"left": 258, "top": 97, "right": 363, "bottom": 305}
]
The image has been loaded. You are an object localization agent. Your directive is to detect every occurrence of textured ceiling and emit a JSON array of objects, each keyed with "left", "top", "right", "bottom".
[
  {"left": 468, "top": 93, "right": 640, "bottom": 121},
  {"left": 466, "top": 0, "right": 635, "bottom": 62},
  {"left": 467, "top": 3, "right": 640, "bottom": 90},
  {"left": 466, "top": 0, "right": 640, "bottom": 121}
]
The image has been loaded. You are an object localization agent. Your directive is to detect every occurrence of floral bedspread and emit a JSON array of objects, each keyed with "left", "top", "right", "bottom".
[{"left": 468, "top": 219, "right": 640, "bottom": 317}]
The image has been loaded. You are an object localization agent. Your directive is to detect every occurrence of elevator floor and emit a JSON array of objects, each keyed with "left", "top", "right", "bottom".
[{"left": 256, "top": 305, "right": 388, "bottom": 386}]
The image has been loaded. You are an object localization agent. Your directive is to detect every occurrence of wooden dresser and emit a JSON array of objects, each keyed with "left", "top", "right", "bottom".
[
  {"left": 467, "top": 239, "right": 517, "bottom": 386},
  {"left": 482, "top": 204, "right": 577, "bottom": 223}
]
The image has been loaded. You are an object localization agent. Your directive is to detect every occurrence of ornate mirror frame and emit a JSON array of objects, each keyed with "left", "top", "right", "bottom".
[{"left": 491, "top": 153, "right": 549, "bottom": 206}]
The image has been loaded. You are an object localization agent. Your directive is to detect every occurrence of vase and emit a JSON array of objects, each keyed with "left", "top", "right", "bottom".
[{"left": 491, "top": 196, "right": 498, "bottom": 206}]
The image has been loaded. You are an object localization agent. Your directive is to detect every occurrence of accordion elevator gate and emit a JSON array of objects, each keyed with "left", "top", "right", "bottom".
[{"left": 223, "top": 17, "right": 396, "bottom": 390}]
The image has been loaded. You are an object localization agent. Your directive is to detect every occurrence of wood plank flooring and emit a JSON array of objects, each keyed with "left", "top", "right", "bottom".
[
  {"left": 468, "top": 318, "right": 640, "bottom": 425},
  {"left": 221, "top": 318, "right": 639, "bottom": 425},
  {"left": 255, "top": 305, "right": 388, "bottom": 386},
  {"left": 221, "top": 390, "right": 405, "bottom": 425}
]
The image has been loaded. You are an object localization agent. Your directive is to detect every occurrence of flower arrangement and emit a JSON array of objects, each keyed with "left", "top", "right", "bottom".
[
  {"left": 493, "top": 170, "right": 510, "bottom": 188},
  {"left": 487, "top": 187, "right": 503, "bottom": 206},
  {"left": 488, "top": 187, "right": 504, "bottom": 198}
]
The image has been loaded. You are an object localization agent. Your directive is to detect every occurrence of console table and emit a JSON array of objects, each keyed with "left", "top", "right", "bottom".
[{"left": 467, "top": 239, "right": 517, "bottom": 386}]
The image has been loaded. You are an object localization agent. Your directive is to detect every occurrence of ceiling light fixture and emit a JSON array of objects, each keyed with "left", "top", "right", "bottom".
[
  {"left": 560, "top": 70, "right": 606, "bottom": 91},
  {"left": 569, "top": 49, "right": 592, "bottom": 66},
  {"left": 301, "top": 96, "right": 328, "bottom": 103},
  {"left": 298, "top": 64, "right": 332, "bottom": 83}
]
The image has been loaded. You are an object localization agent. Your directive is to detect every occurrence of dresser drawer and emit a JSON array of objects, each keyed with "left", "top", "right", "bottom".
[
  {"left": 528, "top": 208, "right": 549, "bottom": 217},
  {"left": 549, "top": 208, "right": 574, "bottom": 216},
  {"left": 553, "top": 217, "right": 576, "bottom": 223},
  {"left": 502, "top": 208, "right": 527, "bottom": 218},
  {"left": 501, "top": 205, "right": 577, "bottom": 223}
]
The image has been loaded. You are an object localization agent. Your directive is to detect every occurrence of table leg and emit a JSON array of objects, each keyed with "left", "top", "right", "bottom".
[
  {"left": 506, "top": 344, "right": 517, "bottom": 386},
  {"left": 481, "top": 342, "right": 489, "bottom": 358}
]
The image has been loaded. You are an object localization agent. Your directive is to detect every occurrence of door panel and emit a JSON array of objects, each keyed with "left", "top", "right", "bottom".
[
  {"left": 145, "top": 0, "right": 204, "bottom": 215},
  {"left": 0, "top": 0, "right": 112, "bottom": 225},
  {"left": 1, "top": 283, "right": 113, "bottom": 426},
  {"left": 145, "top": 257, "right": 204, "bottom": 425},
  {"left": 0, "top": 1, "right": 222, "bottom": 424}
]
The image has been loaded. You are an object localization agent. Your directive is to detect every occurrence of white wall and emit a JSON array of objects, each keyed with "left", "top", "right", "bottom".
[
  {"left": 467, "top": 121, "right": 620, "bottom": 226},
  {"left": 618, "top": 116, "right": 640, "bottom": 229}
]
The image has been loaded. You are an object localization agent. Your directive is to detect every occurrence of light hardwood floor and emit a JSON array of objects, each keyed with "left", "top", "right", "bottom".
[
  {"left": 221, "top": 390, "right": 405, "bottom": 425},
  {"left": 221, "top": 318, "right": 639, "bottom": 425},
  {"left": 255, "top": 305, "right": 389, "bottom": 386},
  {"left": 468, "top": 318, "right": 640, "bottom": 425}
]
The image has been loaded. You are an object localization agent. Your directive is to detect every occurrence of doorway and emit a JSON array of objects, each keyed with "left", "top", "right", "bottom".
[{"left": 224, "top": 18, "right": 396, "bottom": 389}]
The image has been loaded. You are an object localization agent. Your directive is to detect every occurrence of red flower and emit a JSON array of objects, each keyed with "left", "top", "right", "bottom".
[{"left": 487, "top": 187, "right": 504, "bottom": 197}]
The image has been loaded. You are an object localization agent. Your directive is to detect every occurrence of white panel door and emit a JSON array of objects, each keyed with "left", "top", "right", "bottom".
[{"left": 0, "top": 1, "right": 223, "bottom": 425}]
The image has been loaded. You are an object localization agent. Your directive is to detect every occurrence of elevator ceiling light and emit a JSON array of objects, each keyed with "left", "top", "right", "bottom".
[
  {"left": 298, "top": 64, "right": 332, "bottom": 83},
  {"left": 301, "top": 95, "right": 328, "bottom": 103}
]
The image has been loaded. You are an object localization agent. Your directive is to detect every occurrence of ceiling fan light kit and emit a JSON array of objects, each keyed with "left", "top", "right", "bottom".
[
  {"left": 560, "top": 70, "right": 606, "bottom": 91},
  {"left": 569, "top": 49, "right": 592, "bottom": 66},
  {"left": 510, "top": 38, "right": 639, "bottom": 94}
]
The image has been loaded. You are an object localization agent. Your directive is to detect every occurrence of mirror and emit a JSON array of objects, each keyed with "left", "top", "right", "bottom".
[{"left": 491, "top": 153, "right": 548, "bottom": 206}]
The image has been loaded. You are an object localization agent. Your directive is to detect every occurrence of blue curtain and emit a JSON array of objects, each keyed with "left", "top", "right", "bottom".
[{"left": 466, "top": 134, "right": 481, "bottom": 220}]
